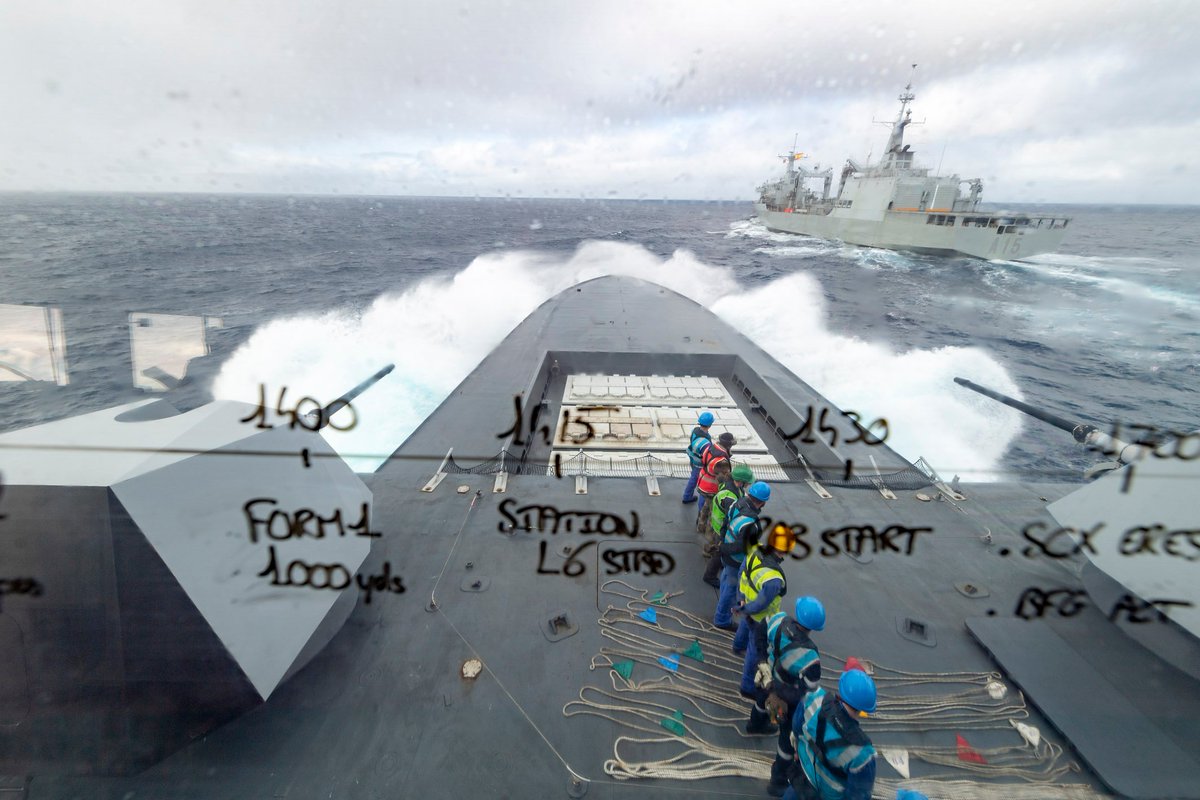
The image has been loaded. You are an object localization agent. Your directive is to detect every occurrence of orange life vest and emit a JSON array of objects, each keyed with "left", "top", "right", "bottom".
[{"left": 696, "top": 443, "right": 729, "bottom": 495}]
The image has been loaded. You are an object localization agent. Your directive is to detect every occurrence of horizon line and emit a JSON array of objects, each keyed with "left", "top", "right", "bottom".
[{"left": 0, "top": 188, "right": 1196, "bottom": 209}]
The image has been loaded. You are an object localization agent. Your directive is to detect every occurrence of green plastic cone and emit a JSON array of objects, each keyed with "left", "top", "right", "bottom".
[{"left": 660, "top": 709, "right": 686, "bottom": 736}]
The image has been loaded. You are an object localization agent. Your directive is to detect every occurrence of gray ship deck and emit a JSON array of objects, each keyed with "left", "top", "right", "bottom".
[{"left": 14, "top": 277, "right": 1200, "bottom": 799}]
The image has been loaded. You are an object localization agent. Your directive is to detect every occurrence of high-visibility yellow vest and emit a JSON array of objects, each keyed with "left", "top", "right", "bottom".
[
  {"left": 739, "top": 546, "right": 785, "bottom": 621},
  {"left": 710, "top": 482, "right": 742, "bottom": 535}
]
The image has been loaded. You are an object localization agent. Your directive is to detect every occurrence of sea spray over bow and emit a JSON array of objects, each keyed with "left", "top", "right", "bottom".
[{"left": 212, "top": 240, "right": 1022, "bottom": 477}]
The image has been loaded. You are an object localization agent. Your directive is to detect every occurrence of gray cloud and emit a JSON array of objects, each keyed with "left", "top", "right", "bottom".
[{"left": 2, "top": 0, "right": 1197, "bottom": 201}]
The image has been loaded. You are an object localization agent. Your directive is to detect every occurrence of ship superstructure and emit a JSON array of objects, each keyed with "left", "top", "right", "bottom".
[{"left": 755, "top": 68, "right": 1071, "bottom": 259}]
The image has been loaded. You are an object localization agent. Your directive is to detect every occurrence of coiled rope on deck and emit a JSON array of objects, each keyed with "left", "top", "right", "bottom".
[
  {"left": 564, "top": 581, "right": 1112, "bottom": 799},
  {"left": 819, "top": 652, "right": 1032, "bottom": 733}
]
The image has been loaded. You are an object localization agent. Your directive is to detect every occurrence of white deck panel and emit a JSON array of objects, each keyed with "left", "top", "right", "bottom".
[
  {"left": 554, "top": 404, "right": 768, "bottom": 452},
  {"left": 563, "top": 374, "right": 736, "bottom": 407}
]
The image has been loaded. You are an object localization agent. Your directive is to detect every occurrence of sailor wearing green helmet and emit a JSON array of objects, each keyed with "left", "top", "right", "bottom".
[{"left": 702, "top": 463, "right": 754, "bottom": 588}]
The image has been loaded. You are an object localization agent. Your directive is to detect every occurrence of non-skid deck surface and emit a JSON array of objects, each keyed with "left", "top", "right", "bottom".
[{"left": 967, "top": 616, "right": 1200, "bottom": 799}]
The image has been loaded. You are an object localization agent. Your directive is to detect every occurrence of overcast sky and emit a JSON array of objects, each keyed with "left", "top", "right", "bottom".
[{"left": 3, "top": 0, "right": 1198, "bottom": 203}]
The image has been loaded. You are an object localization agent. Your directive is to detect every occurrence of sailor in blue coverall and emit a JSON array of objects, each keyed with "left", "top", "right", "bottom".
[
  {"left": 755, "top": 597, "right": 825, "bottom": 796},
  {"left": 784, "top": 669, "right": 877, "bottom": 800},
  {"left": 681, "top": 411, "right": 713, "bottom": 503}
]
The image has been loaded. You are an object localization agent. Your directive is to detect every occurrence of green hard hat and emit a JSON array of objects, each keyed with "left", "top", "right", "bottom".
[{"left": 731, "top": 464, "right": 754, "bottom": 482}]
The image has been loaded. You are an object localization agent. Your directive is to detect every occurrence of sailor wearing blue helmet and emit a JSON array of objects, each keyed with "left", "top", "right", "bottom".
[
  {"left": 682, "top": 411, "right": 714, "bottom": 503},
  {"left": 784, "top": 666, "right": 877, "bottom": 800},
  {"left": 713, "top": 481, "right": 770, "bottom": 630},
  {"left": 756, "top": 596, "right": 825, "bottom": 796}
]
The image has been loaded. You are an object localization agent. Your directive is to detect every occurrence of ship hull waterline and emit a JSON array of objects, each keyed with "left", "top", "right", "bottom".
[{"left": 756, "top": 203, "right": 1069, "bottom": 260}]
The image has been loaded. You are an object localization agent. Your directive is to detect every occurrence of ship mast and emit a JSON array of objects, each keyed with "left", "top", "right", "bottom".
[{"left": 880, "top": 64, "right": 920, "bottom": 169}]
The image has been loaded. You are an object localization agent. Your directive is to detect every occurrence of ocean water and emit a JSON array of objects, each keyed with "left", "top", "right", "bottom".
[{"left": 1, "top": 193, "right": 1197, "bottom": 482}]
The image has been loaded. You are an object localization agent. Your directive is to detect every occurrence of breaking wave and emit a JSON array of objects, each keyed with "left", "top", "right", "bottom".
[
  {"left": 729, "top": 218, "right": 923, "bottom": 271},
  {"left": 725, "top": 218, "right": 796, "bottom": 244},
  {"left": 1016, "top": 254, "right": 1200, "bottom": 312},
  {"left": 212, "top": 240, "right": 1023, "bottom": 476}
]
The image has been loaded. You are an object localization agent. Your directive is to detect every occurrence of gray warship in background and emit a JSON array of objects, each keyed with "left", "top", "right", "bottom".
[
  {"left": 1, "top": 278, "right": 1197, "bottom": 799},
  {"left": 755, "top": 70, "right": 1072, "bottom": 260}
]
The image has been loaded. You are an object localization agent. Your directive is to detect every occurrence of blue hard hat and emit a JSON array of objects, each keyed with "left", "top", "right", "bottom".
[
  {"left": 794, "top": 596, "right": 826, "bottom": 631},
  {"left": 895, "top": 791, "right": 929, "bottom": 800},
  {"left": 839, "top": 668, "right": 877, "bottom": 714},
  {"left": 698, "top": 411, "right": 714, "bottom": 426},
  {"left": 747, "top": 481, "right": 771, "bottom": 502}
]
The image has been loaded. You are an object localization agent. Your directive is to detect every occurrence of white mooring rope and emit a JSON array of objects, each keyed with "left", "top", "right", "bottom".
[{"left": 564, "top": 581, "right": 1113, "bottom": 799}]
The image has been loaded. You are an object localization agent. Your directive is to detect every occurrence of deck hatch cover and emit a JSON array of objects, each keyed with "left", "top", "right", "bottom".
[{"left": 895, "top": 615, "right": 936, "bottom": 647}]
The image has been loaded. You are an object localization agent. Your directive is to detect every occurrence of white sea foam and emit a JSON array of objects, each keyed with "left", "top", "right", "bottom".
[
  {"left": 725, "top": 218, "right": 798, "bottom": 245},
  {"left": 710, "top": 272, "right": 1023, "bottom": 480},
  {"left": 838, "top": 245, "right": 918, "bottom": 271},
  {"left": 1017, "top": 255, "right": 1200, "bottom": 311},
  {"left": 751, "top": 244, "right": 831, "bottom": 258},
  {"left": 728, "top": 218, "right": 850, "bottom": 261},
  {"left": 212, "top": 241, "right": 1022, "bottom": 476}
]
